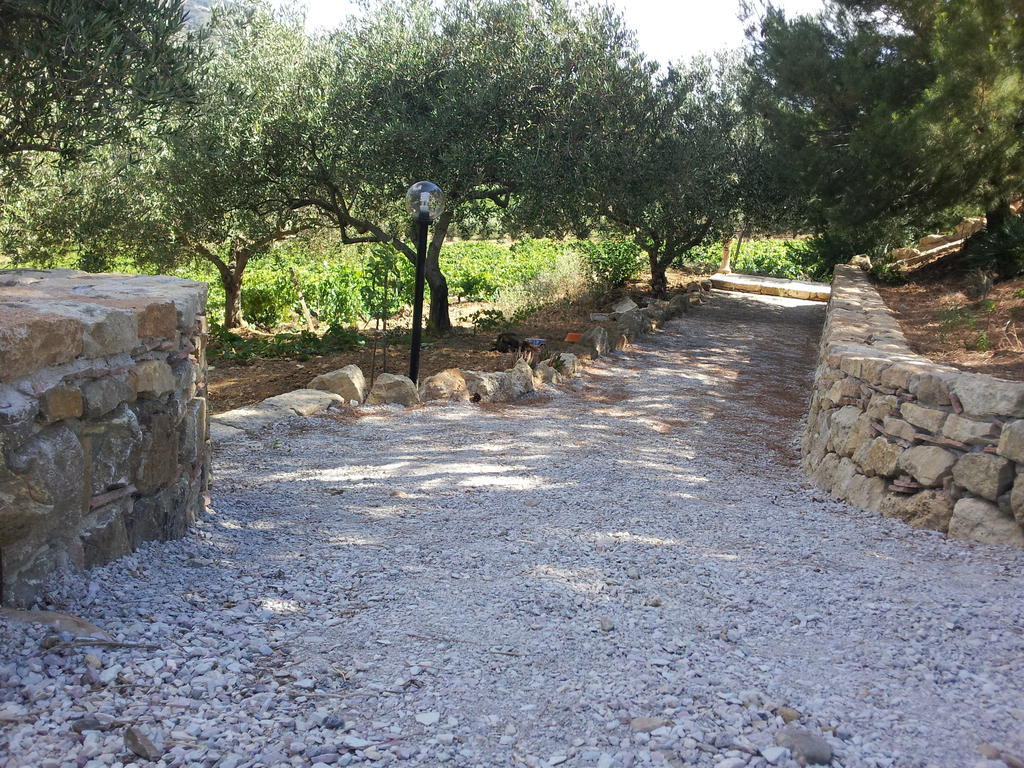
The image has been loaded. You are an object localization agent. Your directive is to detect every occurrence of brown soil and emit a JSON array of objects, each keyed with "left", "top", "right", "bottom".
[
  {"left": 207, "top": 269, "right": 708, "bottom": 414},
  {"left": 877, "top": 268, "right": 1024, "bottom": 382}
]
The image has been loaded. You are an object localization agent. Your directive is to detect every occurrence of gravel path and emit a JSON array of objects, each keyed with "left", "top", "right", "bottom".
[{"left": 3, "top": 292, "right": 1024, "bottom": 768}]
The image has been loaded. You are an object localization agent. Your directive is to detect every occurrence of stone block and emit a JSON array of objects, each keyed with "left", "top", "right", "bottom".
[
  {"left": 578, "top": 326, "right": 611, "bottom": 358},
  {"left": 212, "top": 403, "right": 291, "bottom": 434},
  {"left": 865, "top": 393, "right": 898, "bottom": 420},
  {"left": 420, "top": 368, "right": 469, "bottom": 401},
  {"left": 668, "top": 294, "right": 689, "bottom": 316},
  {"left": 553, "top": 353, "right": 583, "bottom": 377},
  {"left": 952, "top": 374, "right": 1024, "bottom": 418},
  {"left": 178, "top": 397, "right": 206, "bottom": 467},
  {"left": 825, "top": 378, "right": 860, "bottom": 404},
  {"left": 899, "top": 402, "right": 948, "bottom": 434},
  {"left": 463, "top": 371, "right": 506, "bottom": 403},
  {"left": 534, "top": 362, "right": 562, "bottom": 385},
  {"left": 0, "top": 462, "right": 46, "bottom": 548},
  {"left": 908, "top": 372, "right": 953, "bottom": 406},
  {"left": 942, "top": 414, "right": 999, "bottom": 445},
  {"left": 7, "top": 423, "right": 86, "bottom": 507},
  {"left": 263, "top": 388, "right": 344, "bottom": 416},
  {"left": 1011, "top": 475, "right": 1024, "bottom": 527},
  {"left": 948, "top": 497, "right": 1024, "bottom": 547},
  {"left": 845, "top": 473, "right": 888, "bottom": 510},
  {"left": 857, "top": 357, "right": 891, "bottom": 385},
  {"left": 81, "top": 374, "right": 136, "bottom": 419},
  {"left": 172, "top": 359, "right": 199, "bottom": 400},
  {"left": 835, "top": 409, "right": 873, "bottom": 458},
  {"left": 46, "top": 301, "right": 138, "bottom": 357},
  {"left": 499, "top": 360, "right": 535, "bottom": 400},
  {"left": 126, "top": 487, "right": 175, "bottom": 548},
  {"left": 808, "top": 452, "right": 840, "bottom": 491},
  {"left": 0, "top": 305, "right": 83, "bottom": 382},
  {"left": 79, "top": 499, "right": 132, "bottom": 568},
  {"left": 881, "top": 490, "right": 954, "bottom": 532},
  {"left": 0, "top": 383, "right": 39, "bottom": 426},
  {"left": 132, "top": 360, "right": 176, "bottom": 397},
  {"left": 133, "top": 405, "right": 180, "bottom": 495},
  {"left": 79, "top": 405, "right": 143, "bottom": 495},
  {"left": 308, "top": 364, "right": 367, "bottom": 403},
  {"left": 881, "top": 416, "right": 916, "bottom": 442},
  {"left": 896, "top": 446, "right": 957, "bottom": 487},
  {"left": 951, "top": 453, "right": 1015, "bottom": 501},
  {"left": 366, "top": 374, "right": 421, "bottom": 407},
  {"left": 39, "top": 385, "right": 83, "bottom": 423},
  {"left": 853, "top": 437, "right": 902, "bottom": 478},
  {"left": 997, "top": 419, "right": 1024, "bottom": 463},
  {"left": 134, "top": 300, "right": 178, "bottom": 339},
  {"left": 828, "top": 405, "right": 861, "bottom": 454},
  {"left": 616, "top": 309, "right": 648, "bottom": 341}
]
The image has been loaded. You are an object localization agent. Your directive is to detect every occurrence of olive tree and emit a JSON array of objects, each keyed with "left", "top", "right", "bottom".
[
  {"left": 3, "top": 3, "right": 327, "bottom": 329},
  {"left": 281, "top": 0, "right": 644, "bottom": 332},
  {"left": 573, "top": 55, "right": 748, "bottom": 296}
]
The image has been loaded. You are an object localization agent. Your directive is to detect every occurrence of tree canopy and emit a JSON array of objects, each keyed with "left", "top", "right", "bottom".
[
  {"left": 746, "top": 0, "right": 1023, "bottom": 251},
  {"left": 0, "top": 0, "right": 198, "bottom": 191}
]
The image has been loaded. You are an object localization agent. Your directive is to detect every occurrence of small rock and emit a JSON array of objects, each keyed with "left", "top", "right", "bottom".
[
  {"left": 343, "top": 735, "right": 372, "bottom": 750},
  {"left": 775, "top": 725, "right": 832, "bottom": 765},
  {"left": 416, "top": 711, "right": 440, "bottom": 726},
  {"left": 599, "top": 617, "right": 615, "bottom": 632},
  {"left": 773, "top": 705, "right": 801, "bottom": 723},
  {"left": 715, "top": 759, "right": 746, "bottom": 768},
  {"left": 124, "top": 725, "right": 163, "bottom": 761},
  {"left": 437, "top": 732, "right": 455, "bottom": 746},
  {"left": 322, "top": 714, "right": 346, "bottom": 730},
  {"left": 71, "top": 716, "right": 105, "bottom": 733},
  {"left": 761, "top": 745, "right": 790, "bottom": 765},
  {"left": 629, "top": 717, "right": 669, "bottom": 733}
]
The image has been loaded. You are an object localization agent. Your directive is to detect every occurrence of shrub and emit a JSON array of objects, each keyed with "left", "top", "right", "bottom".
[
  {"left": 962, "top": 215, "right": 1024, "bottom": 279},
  {"left": 575, "top": 237, "right": 643, "bottom": 288}
]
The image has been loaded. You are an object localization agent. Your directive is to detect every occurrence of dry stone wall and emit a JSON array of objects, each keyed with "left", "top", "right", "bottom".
[
  {"left": 0, "top": 269, "right": 210, "bottom": 605},
  {"left": 803, "top": 265, "right": 1024, "bottom": 546}
]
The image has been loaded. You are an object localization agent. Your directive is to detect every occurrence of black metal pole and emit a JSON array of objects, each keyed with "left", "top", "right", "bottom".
[{"left": 408, "top": 213, "right": 430, "bottom": 383}]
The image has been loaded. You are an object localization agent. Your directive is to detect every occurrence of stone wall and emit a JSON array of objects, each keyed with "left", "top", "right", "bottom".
[
  {"left": 0, "top": 269, "right": 209, "bottom": 605},
  {"left": 803, "top": 265, "right": 1024, "bottom": 547}
]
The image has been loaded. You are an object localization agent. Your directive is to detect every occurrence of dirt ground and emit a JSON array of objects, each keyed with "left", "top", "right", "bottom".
[
  {"left": 877, "top": 269, "right": 1024, "bottom": 382},
  {"left": 206, "top": 269, "right": 705, "bottom": 414}
]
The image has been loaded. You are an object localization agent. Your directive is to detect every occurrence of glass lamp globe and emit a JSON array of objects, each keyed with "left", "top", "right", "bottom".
[{"left": 405, "top": 181, "right": 445, "bottom": 221}]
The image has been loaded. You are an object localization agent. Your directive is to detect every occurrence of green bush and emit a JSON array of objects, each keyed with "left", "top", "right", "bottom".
[
  {"left": 963, "top": 215, "right": 1024, "bottom": 279},
  {"left": 575, "top": 237, "right": 643, "bottom": 288},
  {"left": 673, "top": 238, "right": 830, "bottom": 280}
]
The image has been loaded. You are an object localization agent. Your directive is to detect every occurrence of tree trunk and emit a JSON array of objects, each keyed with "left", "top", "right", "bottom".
[
  {"left": 987, "top": 199, "right": 1012, "bottom": 232},
  {"left": 216, "top": 251, "right": 250, "bottom": 331},
  {"left": 223, "top": 270, "right": 244, "bottom": 330},
  {"left": 425, "top": 213, "right": 453, "bottom": 334},
  {"left": 648, "top": 249, "right": 669, "bottom": 298}
]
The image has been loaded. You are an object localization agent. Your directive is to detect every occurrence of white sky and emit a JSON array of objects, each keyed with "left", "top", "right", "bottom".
[{"left": 274, "top": 0, "right": 826, "bottom": 63}]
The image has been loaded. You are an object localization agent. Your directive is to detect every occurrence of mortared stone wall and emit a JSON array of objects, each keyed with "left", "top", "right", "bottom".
[{"left": 0, "top": 269, "right": 209, "bottom": 605}]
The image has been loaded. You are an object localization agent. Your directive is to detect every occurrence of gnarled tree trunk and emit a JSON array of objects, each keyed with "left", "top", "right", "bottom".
[{"left": 425, "top": 211, "right": 453, "bottom": 334}]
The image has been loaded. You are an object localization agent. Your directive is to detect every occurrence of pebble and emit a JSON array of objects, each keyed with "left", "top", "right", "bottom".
[{"left": 775, "top": 725, "right": 833, "bottom": 765}]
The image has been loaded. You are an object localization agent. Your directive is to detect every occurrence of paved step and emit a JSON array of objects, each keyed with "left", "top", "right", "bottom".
[{"left": 709, "top": 272, "right": 831, "bottom": 301}]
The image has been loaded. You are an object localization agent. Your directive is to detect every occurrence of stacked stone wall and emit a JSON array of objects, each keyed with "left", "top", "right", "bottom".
[
  {"left": 803, "top": 265, "right": 1024, "bottom": 546},
  {"left": 0, "top": 269, "right": 209, "bottom": 605}
]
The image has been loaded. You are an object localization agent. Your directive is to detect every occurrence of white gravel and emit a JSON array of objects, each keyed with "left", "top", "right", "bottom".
[{"left": 3, "top": 292, "right": 1024, "bottom": 768}]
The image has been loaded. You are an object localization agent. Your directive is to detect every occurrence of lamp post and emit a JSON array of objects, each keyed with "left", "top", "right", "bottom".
[{"left": 404, "top": 181, "right": 445, "bottom": 384}]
